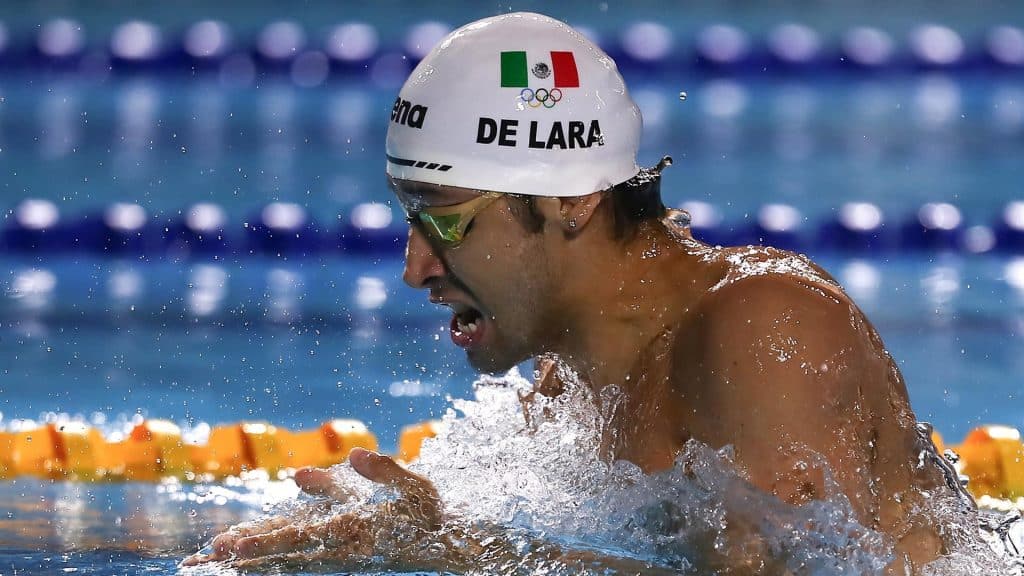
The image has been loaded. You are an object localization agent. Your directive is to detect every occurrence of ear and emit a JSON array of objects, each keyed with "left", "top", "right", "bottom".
[{"left": 557, "top": 192, "right": 605, "bottom": 233}]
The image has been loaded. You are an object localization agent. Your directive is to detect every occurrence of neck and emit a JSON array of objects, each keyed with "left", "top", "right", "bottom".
[{"left": 549, "top": 219, "right": 709, "bottom": 400}]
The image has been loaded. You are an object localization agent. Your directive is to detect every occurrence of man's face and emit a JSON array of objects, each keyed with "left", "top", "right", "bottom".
[{"left": 391, "top": 178, "right": 556, "bottom": 374}]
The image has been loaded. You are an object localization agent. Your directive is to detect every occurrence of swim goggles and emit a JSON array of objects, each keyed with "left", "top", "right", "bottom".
[{"left": 403, "top": 192, "right": 504, "bottom": 248}]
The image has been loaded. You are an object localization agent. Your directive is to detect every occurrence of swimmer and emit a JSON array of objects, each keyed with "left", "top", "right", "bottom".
[{"left": 184, "top": 12, "right": 970, "bottom": 573}]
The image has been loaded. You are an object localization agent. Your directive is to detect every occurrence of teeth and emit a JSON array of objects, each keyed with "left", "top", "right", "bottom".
[{"left": 456, "top": 316, "right": 479, "bottom": 334}]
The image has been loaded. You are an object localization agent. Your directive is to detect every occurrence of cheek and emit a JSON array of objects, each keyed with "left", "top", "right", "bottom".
[
  {"left": 504, "top": 243, "right": 551, "bottom": 304},
  {"left": 449, "top": 210, "right": 548, "bottom": 299}
]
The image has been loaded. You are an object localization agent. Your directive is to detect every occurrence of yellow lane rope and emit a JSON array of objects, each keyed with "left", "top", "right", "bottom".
[
  {"left": 1, "top": 419, "right": 1018, "bottom": 504},
  {"left": 0, "top": 419, "right": 390, "bottom": 482}
]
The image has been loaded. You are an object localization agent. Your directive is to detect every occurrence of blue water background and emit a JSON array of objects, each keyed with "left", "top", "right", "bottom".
[{"left": 0, "top": 75, "right": 1021, "bottom": 222}]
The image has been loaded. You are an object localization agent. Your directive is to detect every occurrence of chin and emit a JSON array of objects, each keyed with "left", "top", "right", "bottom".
[{"left": 466, "top": 348, "right": 525, "bottom": 375}]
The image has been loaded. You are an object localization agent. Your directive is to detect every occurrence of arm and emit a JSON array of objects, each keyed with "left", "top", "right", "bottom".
[
  {"left": 691, "top": 275, "right": 943, "bottom": 567},
  {"left": 693, "top": 276, "right": 878, "bottom": 510}
]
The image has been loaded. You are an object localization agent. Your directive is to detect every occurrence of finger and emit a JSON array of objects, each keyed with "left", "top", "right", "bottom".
[
  {"left": 233, "top": 524, "right": 318, "bottom": 559},
  {"left": 231, "top": 552, "right": 313, "bottom": 572},
  {"left": 349, "top": 448, "right": 422, "bottom": 489},
  {"left": 179, "top": 509, "right": 314, "bottom": 567},
  {"left": 231, "top": 515, "right": 293, "bottom": 537},
  {"left": 230, "top": 548, "right": 361, "bottom": 572},
  {"left": 294, "top": 467, "right": 356, "bottom": 503},
  {"left": 349, "top": 449, "right": 443, "bottom": 530},
  {"left": 179, "top": 550, "right": 216, "bottom": 567},
  {"left": 179, "top": 528, "right": 249, "bottom": 566},
  {"left": 233, "top": 513, "right": 376, "bottom": 563}
]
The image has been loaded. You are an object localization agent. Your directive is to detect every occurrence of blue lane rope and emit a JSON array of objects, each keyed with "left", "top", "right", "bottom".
[
  {"left": 3, "top": 199, "right": 1024, "bottom": 257},
  {"left": 2, "top": 20, "right": 1022, "bottom": 81}
]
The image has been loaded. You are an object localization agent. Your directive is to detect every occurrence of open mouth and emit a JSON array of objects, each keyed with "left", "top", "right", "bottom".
[{"left": 450, "top": 306, "right": 485, "bottom": 348}]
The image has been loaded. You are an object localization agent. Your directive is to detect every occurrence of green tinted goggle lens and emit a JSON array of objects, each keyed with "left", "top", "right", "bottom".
[
  {"left": 412, "top": 193, "right": 503, "bottom": 247},
  {"left": 418, "top": 212, "right": 465, "bottom": 244}
]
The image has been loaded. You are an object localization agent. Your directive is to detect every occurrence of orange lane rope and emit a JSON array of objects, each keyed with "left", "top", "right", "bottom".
[
  {"left": 1, "top": 419, "right": 1019, "bottom": 503},
  {"left": 0, "top": 419, "right": 399, "bottom": 482}
]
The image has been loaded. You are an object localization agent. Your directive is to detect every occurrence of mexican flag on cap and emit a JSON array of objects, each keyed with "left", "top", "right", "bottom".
[{"left": 500, "top": 51, "right": 580, "bottom": 88}]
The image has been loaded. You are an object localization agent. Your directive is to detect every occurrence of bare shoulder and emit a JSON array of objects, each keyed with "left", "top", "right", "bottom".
[
  {"left": 705, "top": 245, "right": 845, "bottom": 302},
  {"left": 680, "top": 247, "right": 921, "bottom": 528},
  {"left": 691, "top": 245, "right": 877, "bottom": 370},
  {"left": 685, "top": 244, "right": 892, "bottom": 433}
]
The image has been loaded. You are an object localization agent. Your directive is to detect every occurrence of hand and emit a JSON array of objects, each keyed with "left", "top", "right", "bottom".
[
  {"left": 180, "top": 447, "right": 444, "bottom": 569},
  {"left": 181, "top": 449, "right": 677, "bottom": 574}
]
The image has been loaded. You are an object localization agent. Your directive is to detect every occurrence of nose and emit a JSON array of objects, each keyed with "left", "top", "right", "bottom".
[{"left": 403, "top": 226, "right": 446, "bottom": 289}]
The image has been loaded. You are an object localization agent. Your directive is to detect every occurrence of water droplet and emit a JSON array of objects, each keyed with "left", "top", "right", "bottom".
[{"left": 679, "top": 91, "right": 688, "bottom": 101}]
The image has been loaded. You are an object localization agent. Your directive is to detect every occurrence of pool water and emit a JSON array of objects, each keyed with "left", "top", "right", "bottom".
[
  {"left": 2, "top": 253, "right": 1023, "bottom": 574},
  {"left": 3, "top": 254, "right": 1022, "bottom": 446},
  {"left": 0, "top": 257, "right": 471, "bottom": 445},
  {"left": 0, "top": 75, "right": 1022, "bottom": 222},
  {"left": 2, "top": 23, "right": 1024, "bottom": 574}
]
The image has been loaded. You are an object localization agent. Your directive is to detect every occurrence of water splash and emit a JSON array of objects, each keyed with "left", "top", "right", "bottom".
[
  {"left": 404, "top": 371, "right": 890, "bottom": 573},
  {"left": 190, "top": 369, "right": 1024, "bottom": 574}
]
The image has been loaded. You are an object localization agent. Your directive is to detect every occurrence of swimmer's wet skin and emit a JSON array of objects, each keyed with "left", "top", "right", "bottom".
[{"left": 188, "top": 12, "right": 977, "bottom": 574}]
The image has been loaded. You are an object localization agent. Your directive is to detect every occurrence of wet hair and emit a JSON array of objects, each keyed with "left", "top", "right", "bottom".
[
  {"left": 511, "top": 156, "right": 672, "bottom": 241},
  {"left": 604, "top": 156, "right": 672, "bottom": 240}
]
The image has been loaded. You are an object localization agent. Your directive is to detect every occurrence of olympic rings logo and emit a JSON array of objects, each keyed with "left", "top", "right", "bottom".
[{"left": 519, "top": 88, "right": 563, "bottom": 109}]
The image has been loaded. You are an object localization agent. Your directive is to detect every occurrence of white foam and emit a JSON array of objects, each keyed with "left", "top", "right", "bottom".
[{"left": 197, "top": 369, "right": 1024, "bottom": 573}]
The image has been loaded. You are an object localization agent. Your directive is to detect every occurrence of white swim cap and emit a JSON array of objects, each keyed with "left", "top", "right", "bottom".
[{"left": 386, "top": 12, "right": 642, "bottom": 197}]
